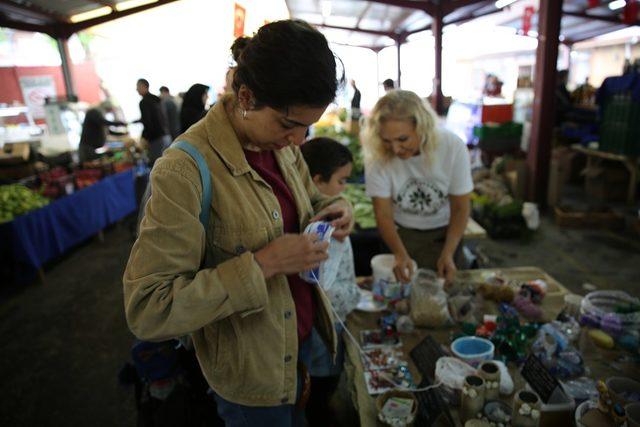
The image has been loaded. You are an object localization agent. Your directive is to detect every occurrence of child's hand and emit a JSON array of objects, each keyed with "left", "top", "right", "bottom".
[{"left": 310, "top": 200, "right": 353, "bottom": 242}]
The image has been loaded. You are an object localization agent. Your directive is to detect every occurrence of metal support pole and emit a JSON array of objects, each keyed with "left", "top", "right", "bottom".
[
  {"left": 432, "top": 4, "right": 444, "bottom": 115},
  {"left": 396, "top": 39, "right": 402, "bottom": 88},
  {"left": 527, "top": 0, "right": 563, "bottom": 204},
  {"left": 376, "top": 51, "right": 381, "bottom": 97},
  {"left": 56, "top": 38, "right": 76, "bottom": 99}
]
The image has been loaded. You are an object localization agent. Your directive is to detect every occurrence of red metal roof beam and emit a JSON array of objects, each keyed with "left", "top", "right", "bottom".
[{"left": 366, "top": 0, "right": 433, "bottom": 14}]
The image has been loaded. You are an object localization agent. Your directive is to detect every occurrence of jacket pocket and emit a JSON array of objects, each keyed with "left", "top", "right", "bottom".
[{"left": 209, "top": 316, "right": 244, "bottom": 376}]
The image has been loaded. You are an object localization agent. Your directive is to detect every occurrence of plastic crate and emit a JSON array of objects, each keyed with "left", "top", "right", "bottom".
[
  {"left": 599, "top": 93, "right": 640, "bottom": 156},
  {"left": 473, "top": 122, "right": 523, "bottom": 139}
]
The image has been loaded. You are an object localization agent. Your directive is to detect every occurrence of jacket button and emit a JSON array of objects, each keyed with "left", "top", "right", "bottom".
[
  {"left": 281, "top": 397, "right": 289, "bottom": 403},
  {"left": 284, "top": 310, "right": 292, "bottom": 319},
  {"left": 272, "top": 210, "right": 280, "bottom": 220},
  {"left": 284, "top": 355, "right": 292, "bottom": 363},
  {"left": 235, "top": 245, "right": 246, "bottom": 255}
]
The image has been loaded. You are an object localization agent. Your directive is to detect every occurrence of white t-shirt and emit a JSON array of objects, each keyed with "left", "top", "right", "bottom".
[{"left": 365, "top": 127, "right": 473, "bottom": 230}]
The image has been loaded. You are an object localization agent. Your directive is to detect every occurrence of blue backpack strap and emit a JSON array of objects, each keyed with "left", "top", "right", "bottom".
[{"left": 171, "top": 141, "right": 212, "bottom": 229}]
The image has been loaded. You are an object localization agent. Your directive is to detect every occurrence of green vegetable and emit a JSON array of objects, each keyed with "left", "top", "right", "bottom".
[
  {"left": 0, "top": 184, "right": 50, "bottom": 223},
  {"left": 343, "top": 184, "right": 376, "bottom": 229}
]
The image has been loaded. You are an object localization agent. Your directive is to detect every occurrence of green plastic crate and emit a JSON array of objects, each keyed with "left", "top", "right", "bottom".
[
  {"left": 473, "top": 122, "right": 523, "bottom": 139},
  {"left": 599, "top": 93, "right": 640, "bottom": 156}
]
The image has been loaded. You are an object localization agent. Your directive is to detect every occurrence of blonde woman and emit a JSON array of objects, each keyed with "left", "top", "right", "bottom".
[{"left": 362, "top": 90, "right": 472, "bottom": 283}]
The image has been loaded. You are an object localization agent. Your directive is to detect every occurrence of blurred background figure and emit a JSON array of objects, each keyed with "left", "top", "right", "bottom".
[
  {"left": 135, "top": 78, "right": 170, "bottom": 166},
  {"left": 350, "top": 79, "right": 361, "bottom": 121},
  {"left": 180, "top": 83, "right": 210, "bottom": 133},
  {"left": 159, "top": 86, "right": 181, "bottom": 140},
  {"left": 79, "top": 100, "right": 127, "bottom": 163},
  {"left": 483, "top": 73, "right": 504, "bottom": 97},
  {"left": 382, "top": 78, "right": 395, "bottom": 93}
]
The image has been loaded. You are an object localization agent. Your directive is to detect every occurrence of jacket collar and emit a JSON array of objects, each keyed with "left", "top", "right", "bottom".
[{"left": 204, "top": 94, "right": 296, "bottom": 177}]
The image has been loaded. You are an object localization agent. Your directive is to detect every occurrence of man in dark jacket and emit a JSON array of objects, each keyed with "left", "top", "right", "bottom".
[
  {"left": 79, "top": 101, "right": 127, "bottom": 163},
  {"left": 136, "top": 78, "right": 170, "bottom": 166}
]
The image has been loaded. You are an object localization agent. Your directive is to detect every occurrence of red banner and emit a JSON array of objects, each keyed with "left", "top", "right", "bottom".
[
  {"left": 234, "top": 3, "right": 246, "bottom": 38},
  {"left": 523, "top": 6, "right": 535, "bottom": 36},
  {"left": 624, "top": 0, "right": 638, "bottom": 25}
]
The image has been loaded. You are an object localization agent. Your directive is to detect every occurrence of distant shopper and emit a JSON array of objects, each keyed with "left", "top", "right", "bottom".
[
  {"left": 382, "top": 78, "right": 395, "bottom": 93},
  {"left": 555, "top": 69, "right": 571, "bottom": 124},
  {"left": 135, "top": 78, "right": 170, "bottom": 166},
  {"left": 159, "top": 86, "right": 180, "bottom": 140},
  {"left": 180, "top": 83, "right": 210, "bottom": 133},
  {"left": 483, "top": 73, "right": 504, "bottom": 97},
  {"left": 79, "top": 101, "right": 127, "bottom": 163},
  {"left": 350, "top": 79, "right": 361, "bottom": 120}
]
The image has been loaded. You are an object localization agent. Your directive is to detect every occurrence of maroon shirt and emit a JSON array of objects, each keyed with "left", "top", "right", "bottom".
[{"left": 244, "top": 149, "right": 315, "bottom": 342}]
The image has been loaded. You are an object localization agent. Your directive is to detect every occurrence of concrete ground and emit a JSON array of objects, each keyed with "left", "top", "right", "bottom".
[{"left": 1, "top": 213, "right": 639, "bottom": 426}]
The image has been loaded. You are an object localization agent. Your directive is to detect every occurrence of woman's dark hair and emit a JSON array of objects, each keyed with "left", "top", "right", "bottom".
[
  {"left": 180, "top": 83, "right": 209, "bottom": 132},
  {"left": 233, "top": 20, "right": 345, "bottom": 110},
  {"left": 230, "top": 36, "right": 250, "bottom": 62},
  {"left": 301, "top": 137, "right": 353, "bottom": 182}
]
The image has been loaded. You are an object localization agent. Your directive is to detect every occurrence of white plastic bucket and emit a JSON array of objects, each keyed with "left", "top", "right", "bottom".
[{"left": 371, "top": 254, "right": 416, "bottom": 285}]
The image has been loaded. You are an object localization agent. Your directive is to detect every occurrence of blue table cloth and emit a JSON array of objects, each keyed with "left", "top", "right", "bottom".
[{"left": 1, "top": 169, "right": 137, "bottom": 283}]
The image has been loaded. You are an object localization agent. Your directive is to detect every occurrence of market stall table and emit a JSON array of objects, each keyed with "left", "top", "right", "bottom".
[
  {"left": 344, "top": 267, "right": 640, "bottom": 427},
  {"left": 0, "top": 169, "right": 137, "bottom": 284}
]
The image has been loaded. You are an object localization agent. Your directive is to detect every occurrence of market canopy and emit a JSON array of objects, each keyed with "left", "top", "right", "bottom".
[
  {"left": 286, "top": 0, "right": 639, "bottom": 49},
  {"left": 0, "top": 0, "right": 181, "bottom": 38}
]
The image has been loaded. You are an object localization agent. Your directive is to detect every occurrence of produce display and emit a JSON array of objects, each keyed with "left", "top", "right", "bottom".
[
  {"left": 344, "top": 184, "right": 376, "bottom": 229},
  {"left": 0, "top": 184, "right": 50, "bottom": 223}
]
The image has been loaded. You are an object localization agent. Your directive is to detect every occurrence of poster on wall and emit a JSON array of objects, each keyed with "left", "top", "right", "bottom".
[
  {"left": 234, "top": 3, "right": 246, "bottom": 38},
  {"left": 18, "top": 75, "right": 57, "bottom": 119}
]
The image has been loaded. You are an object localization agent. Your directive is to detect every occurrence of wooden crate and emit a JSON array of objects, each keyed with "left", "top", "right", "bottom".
[{"left": 554, "top": 206, "right": 624, "bottom": 230}]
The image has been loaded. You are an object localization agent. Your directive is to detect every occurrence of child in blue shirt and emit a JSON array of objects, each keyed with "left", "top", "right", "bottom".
[{"left": 301, "top": 137, "right": 359, "bottom": 427}]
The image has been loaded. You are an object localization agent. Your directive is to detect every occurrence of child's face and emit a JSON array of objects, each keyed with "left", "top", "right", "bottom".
[{"left": 314, "top": 162, "right": 353, "bottom": 197}]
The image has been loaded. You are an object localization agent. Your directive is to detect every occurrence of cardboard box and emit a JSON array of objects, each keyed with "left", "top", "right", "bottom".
[
  {"left": 0, "top": 142, "right": 30, "bottom": 166},
  {"left": 504, "top": 158, "right": 527, "bottom": 200},
  {"left": 547, "top": 147, "right": 578, "bottom": 207},
  {"left": 582, "top": 163, "right": 628, "bottom": 203}
]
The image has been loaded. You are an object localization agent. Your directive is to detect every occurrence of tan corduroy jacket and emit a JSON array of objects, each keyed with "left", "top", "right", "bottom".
[{"left": 123, "top": 97, "right": 339, "bottom": 406}]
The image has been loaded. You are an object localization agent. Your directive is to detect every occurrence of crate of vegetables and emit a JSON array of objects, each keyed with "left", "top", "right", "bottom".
[
  {"left": 75, "top": 168, "right": 103, "bottom": 190},
  {"left": 39, "top": 167, "right": 74, "bottom": 199},
  {"left": 0, "top": 184, "right": 50, "bottom": 223}
]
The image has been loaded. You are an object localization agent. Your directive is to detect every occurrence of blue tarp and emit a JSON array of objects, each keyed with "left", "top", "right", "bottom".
[{"left": 0, "top": 169, "right": 136, "bottom": 283}]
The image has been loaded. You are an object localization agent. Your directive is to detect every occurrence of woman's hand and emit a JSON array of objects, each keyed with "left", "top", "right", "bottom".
[
  {"left": 309, "top": 200, "right": 353, "bottom": 242},
  {"left": 254, "top": 233, "right": 329, "bottom": 279},
  {"left": 393, "top": 253, "right": 415, "bottom": 284},
  {"left": 437, "top": 252, "right": 457, "bottom": 284}
]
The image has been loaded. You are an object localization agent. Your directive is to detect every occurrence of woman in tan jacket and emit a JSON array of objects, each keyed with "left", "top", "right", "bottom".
[{"left": 123, "top": 20, "right": 352, "bottom": 426}]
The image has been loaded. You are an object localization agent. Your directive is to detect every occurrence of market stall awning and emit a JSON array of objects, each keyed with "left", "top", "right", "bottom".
[
  {"left": 286, "top": 0, "right": 639, "bottom": 49},
  {"left": 0, "top": 0, "right": 181, "bottom": 38},
  {"left": 286, "top": 0, "right": 502, "bottom": 49}
]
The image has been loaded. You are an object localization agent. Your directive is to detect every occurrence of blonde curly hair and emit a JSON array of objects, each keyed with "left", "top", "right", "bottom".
[{"left": 361, "top": 90, "right": 438, "bottom": 165}]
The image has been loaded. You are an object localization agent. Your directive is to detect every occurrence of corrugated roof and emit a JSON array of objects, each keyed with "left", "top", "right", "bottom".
[
  {"left": 0, "top": 0, "right": 180, "bottom": 38},
  {"left": 286, "top": 0, "right": 639, "bottom": 48}
]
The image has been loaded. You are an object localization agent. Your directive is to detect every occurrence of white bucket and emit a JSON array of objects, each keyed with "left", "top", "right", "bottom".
[{"left": 371, "top": 254, "right": 416, "bottom": 285}]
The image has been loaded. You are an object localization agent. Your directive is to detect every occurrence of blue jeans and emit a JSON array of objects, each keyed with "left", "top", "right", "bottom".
[
  {"left": 213, "top": 339, "right": 312, "bottom": 427},
  {"left": 309, "top": 324, "right": 344, "bottom": 377}
]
